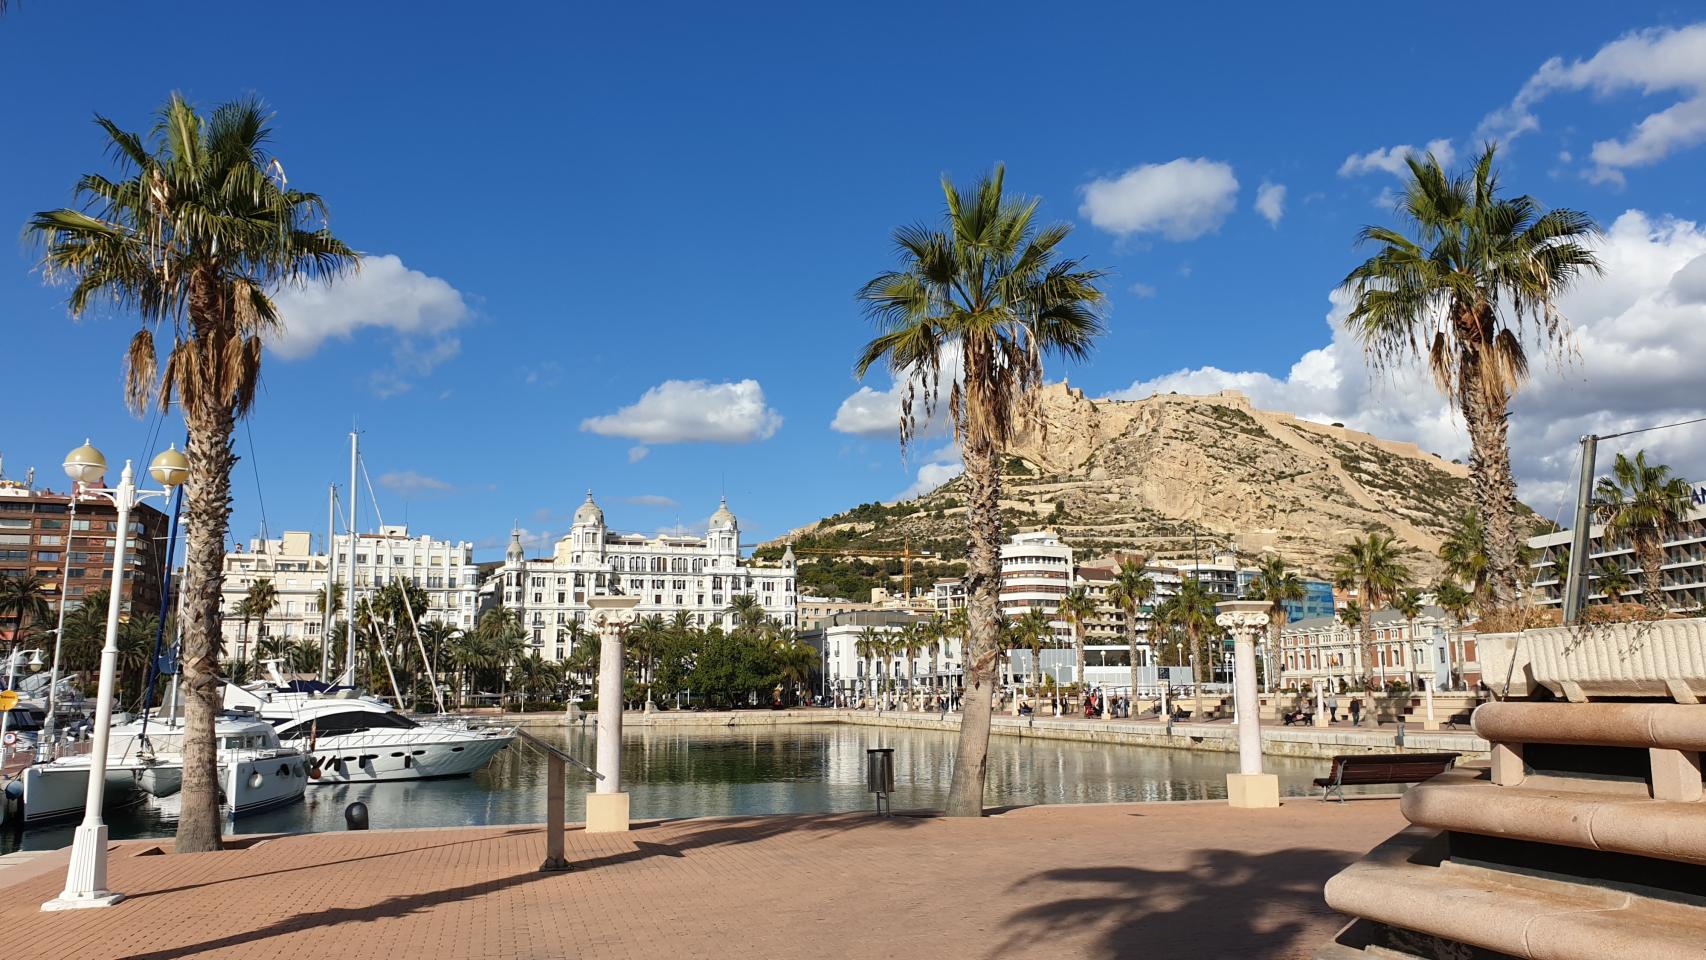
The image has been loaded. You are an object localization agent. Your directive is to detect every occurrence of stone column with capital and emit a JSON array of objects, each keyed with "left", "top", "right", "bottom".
[
  {"left": 1217, "top": 600, "right": 1280, "bottom": 809},
  {"left": 586, "top": 595, "right": 639, "bottom": 833}
]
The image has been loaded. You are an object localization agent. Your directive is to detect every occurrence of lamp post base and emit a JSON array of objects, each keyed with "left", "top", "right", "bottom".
[
  {"left": 585, "top": 791, "right": 630, "bottom": 833},
  {"left": 1225, "top": 773, "right": 1281, "bottom": 809},
  {"left": 42, "top": 822, "right": 123, "bottom": 911}
]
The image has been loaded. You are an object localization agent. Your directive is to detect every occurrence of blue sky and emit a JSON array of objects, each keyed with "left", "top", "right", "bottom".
[{"left": 4, "top": 3, "right": 1706, "bottom": 560}]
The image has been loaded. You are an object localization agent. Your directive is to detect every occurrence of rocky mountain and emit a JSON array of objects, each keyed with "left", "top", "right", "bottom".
[{"left": 767, "top": 383, "right": 1528, "bottom": 584}]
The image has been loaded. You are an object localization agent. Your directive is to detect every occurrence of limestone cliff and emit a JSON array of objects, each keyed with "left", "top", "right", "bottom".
[{"left": 771, "top": 384, "right": 1515, "bottom": 583}]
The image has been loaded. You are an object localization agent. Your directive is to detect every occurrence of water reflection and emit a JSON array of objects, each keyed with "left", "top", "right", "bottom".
[{"left": 5, "top": 724, "right": 1356, "bottom": 851}]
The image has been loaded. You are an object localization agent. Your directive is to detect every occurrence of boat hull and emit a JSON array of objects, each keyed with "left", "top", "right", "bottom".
[{"left": 304, "top": 734, "right": 510, "bottom": 784}]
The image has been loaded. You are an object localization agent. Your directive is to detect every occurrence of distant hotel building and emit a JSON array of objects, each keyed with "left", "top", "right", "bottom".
[
  {"left": 220, "top": 525, "right": 479, "bottom": 657},
  {"left": 492, "top": 493, "right": 798, "bottom": 661},
  {"left": 0, "top": 479, "right": 172, "bottom": 635},
  {"left": 1527, "top": 482, "right": 1706, "bottom": 613}
]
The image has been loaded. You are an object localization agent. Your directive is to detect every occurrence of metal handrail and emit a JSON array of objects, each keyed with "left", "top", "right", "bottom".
[{"left": 512, "top": 728, "right": 603, "bottom": 780}]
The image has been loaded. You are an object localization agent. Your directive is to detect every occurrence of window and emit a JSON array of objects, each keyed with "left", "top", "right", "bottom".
[
  {"left": 533, "top": 592, "right": 543, "bottom": 603},
  {"left": 36, "top": 552, "right": 59, "bottom": 562}
]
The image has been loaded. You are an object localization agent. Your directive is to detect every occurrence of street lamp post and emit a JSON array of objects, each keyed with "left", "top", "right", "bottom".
[
  {"left": 1, "top": 647, "right": 45, "bottom": 756},
  {"left": 44, "top": 440, "right": 186, "bottom": 912}
]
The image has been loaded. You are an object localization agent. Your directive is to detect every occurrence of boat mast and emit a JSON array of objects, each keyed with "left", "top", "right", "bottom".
[
  {"left": 344, "top": 431, "right": 358, "bottom": 684},
  {"left": 321, "top": 482, "right": 338, "bottom": 681}
]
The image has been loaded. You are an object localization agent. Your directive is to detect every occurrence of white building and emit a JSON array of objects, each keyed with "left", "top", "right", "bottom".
[
  {"left": 999, "top": 530, "right": 1074, "bottom": 640},
  {"left": 1528, "top": 483, "right": 1706, "bottom": 613},
  {"left": 810, "top": 610, "right": 954, "bottom": 702},
  {"left": 220, "top": 525, "right": 479, "bottom": 659},
  {"left": 493, "top": 493, "right": 798, "bottom": 661}
]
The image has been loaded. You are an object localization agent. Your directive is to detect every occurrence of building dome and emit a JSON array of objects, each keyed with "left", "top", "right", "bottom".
[
  {"left": 573, "top": 490, "right": 604, "bottom": 526},
  {"left": 709, "top": 497, "right": 737, "bottom": 528}
]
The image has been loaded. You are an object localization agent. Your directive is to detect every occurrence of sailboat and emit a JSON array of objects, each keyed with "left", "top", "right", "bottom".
[{"left": 222, "top": 432, "right": 513, "bottom": 784}]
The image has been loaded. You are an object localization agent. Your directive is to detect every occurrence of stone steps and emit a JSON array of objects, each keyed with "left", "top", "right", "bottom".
[
  {"left": 1402, "top": 766, "right": 1706, "bottom": 867},
  {"left": 1322, "top": 826, "right": 1706, "bottom": 960}
]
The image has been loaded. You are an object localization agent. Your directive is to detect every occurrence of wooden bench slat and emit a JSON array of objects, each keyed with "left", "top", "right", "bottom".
[{"left": 1314, "top": 752, "right": 1460, "bottom": 801}]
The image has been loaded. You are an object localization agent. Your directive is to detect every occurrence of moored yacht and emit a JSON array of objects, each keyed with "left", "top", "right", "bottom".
[
  {"left": 224, "top": 680, "right": 513, "bottom": 783},
  {"left": 13, "top": 713, "right": 307, "bottom": 825}
]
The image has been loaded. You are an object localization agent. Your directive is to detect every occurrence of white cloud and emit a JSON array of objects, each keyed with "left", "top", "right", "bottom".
[
  {"left": 1338, "top": 139, "right": 1455, "bottom": 177},
  {"left": 895, "top": 459, "right": 964, "bottom": 501},
  {"left": 1373, "top": 186, "right": 1400, "bottom": 210},
  {"left": 628, "top": 446, "right": 649, "bottom": 463},
  {"left": 1107, "top": 209, "right": 1706, "bottom": 518},
  {"left": 1254, "top": 182, "right": 1286, "bottom": 227},
  {"left": 475, "top": 527, "right": 554, "bottom": 553},
  {"left": 831, "top": 345, "right": 962, "bottom": 438},
  {"left": 377, "top": 470, "right": 453, "bottom": 498},
  {"left": 581, "top": 379, "right": 782, "bottom": 444},
  {"left": 1129, "top": 282, "right": 1158, "bottom": 299},
  {"left": 1480, "top": 24, "right": 1706, "bottom": 183},
  {"left": 1079, "top": 158, "right": 1239, "bottom": 240},
  {"left": 270, "top": 254, "right": 471, "bottom": 396},
  {"left": 624, "top": 494, "right": 678, "bottom": 508}
]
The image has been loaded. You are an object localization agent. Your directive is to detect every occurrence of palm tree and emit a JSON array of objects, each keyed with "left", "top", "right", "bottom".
[
  {"left": 1546, "top": 545, "right": 1572, "bottom": 592},
  {"left": 1107, "top": 560, "right": 1154, "bottom": 704},
  {"left": 1594, "top": 561, "right": 1637, "bottom": 604},
  {"left": 1014, "top": 605, "right": 1055, "bottom": 711},
  {"left": 1393, "top": 587, "right": 1426, "bottom": 688},
  {"left": 1057, "top": 586, "right": 1096, "bottom": 707},
  {"left": 1154, "top": 578, "right": 1221, "bottom": 719},
  {"left": 1244, "top": 556, "right": 1304, "bottom": 693},
  {"left": 724, "top": 594, "right": 766, "bottom": 633},
  {"left": 27, "top": 94, "right": 357, "bottom": 853},
  {"left": 1594, "top": 450, "right": 1692, "bottom": 612},
  {"left": 1341, "top": 144, "right": 1600, "bottom": 613},
  {"left": 855, "top": 165, "right": 1105, "bottom": 816},
  {"left": 1437, "top": 510, "right": 1490, "bottom": 604},
  {"left": 243, "top": 578, "right": 278, "bottom": 665},
  {"left": 854, "top": 626, "right": 883, "bottom": 708},
  {"left": 774, "top": 637, "right": 816, "bottom": 705},
  {"left": 0, "top": 573, "right": 53, "bottom": 646},
  {"left": 1432, "top": 580, "right": 1473, "bottom": 688},
  {"left": 1331, "top": 532, "right": 1412, "bottom": 712}
]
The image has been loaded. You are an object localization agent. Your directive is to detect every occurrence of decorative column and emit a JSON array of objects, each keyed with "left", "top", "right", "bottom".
[
  {"left": 1422, "top": 676, "right": 1438, "bottom": 731},
  {"left": 586, "top": 595, "right": 639, "bottom": 833},
  {"left": 1216, "top": 600, "right": 1279, "bottom": 809}
]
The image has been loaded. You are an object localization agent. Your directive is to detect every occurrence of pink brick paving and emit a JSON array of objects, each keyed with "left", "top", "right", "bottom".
[{"left": 5, "top": 799, "right": 1406, "bottom": 960}]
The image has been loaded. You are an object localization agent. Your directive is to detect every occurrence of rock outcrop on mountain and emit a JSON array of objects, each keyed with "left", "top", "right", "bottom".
[{"left": 775, "top": 383, "right": 1515, "bottom": 583}]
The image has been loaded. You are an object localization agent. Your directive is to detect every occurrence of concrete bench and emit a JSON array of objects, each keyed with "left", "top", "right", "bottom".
[{"left": 1314, "top": 752, "right": 1461, "bottom": 802}]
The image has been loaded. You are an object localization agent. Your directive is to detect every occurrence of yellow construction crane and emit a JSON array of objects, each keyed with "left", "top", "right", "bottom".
[{"left": 789, "top": 540, "right": 935, "bottom": 597}]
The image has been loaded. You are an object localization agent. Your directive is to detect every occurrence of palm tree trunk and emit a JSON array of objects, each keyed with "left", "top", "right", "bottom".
[
  {"left": 1461, "top": 344, "right": 1521, "bottom": 610},
  {"left": 175, "top": 401, "right": 236, "bottom": 854},
  {"left": 1637, "top": 534, "right": 1666, "bottom": 611},
  {"left": 1126, "top": 611, "right": 1139, "bottom": 710},
  {"left": 1359, "top": 611, "right": 1376, "bottom": 720},
  {"left": 945, "top": 435, "right": 1001, "bottom": 818}
]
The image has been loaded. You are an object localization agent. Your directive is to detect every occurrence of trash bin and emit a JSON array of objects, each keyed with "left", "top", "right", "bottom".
[{"left": 866, "top": 747, "right": 895, "bottom": 816}]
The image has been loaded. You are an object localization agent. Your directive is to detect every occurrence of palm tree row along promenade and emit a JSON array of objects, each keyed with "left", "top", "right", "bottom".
[{"left": 8, "top": 82, "right": 1680, "bottom": 853}]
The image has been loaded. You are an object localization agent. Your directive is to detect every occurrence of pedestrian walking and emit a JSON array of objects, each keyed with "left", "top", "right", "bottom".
[
  {"left": 1327, "top": 692, "right": 1339, "bottom": 723},
  {"left": 1349, "top": 696, "right": 1363, "bottom": 727}
]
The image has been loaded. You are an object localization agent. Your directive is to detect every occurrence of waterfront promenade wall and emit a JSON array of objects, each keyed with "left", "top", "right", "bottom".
[{"left": 510, "top": 708, "right": 1489, "bottom": 761}]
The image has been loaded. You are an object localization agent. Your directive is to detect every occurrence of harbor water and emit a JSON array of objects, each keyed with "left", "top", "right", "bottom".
[{"left": 6, "top": 723, "right": 1358, "bottom": 851}]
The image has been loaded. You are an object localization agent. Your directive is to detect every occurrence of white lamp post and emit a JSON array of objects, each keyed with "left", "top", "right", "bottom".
[
  {"left": 44, "top": 440, "right": 186, "bottom": 912},
  {"left": 1216, "top": 599, "right": 1279, "bottom": 809}
]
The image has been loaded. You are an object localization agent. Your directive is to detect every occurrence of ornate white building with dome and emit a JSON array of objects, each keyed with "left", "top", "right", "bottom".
[{"left": 490, "top": 492, "right": 798, "bottom": 660}]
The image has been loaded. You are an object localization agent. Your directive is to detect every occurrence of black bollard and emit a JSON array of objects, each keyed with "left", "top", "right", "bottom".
[{"left": 345, "top": 801, "right": 370, "bottom": 830}]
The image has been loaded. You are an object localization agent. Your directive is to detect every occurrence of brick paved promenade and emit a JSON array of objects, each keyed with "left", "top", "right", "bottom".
[{"left": 6, "top": 799, "right": 1405, "bottom": 960}]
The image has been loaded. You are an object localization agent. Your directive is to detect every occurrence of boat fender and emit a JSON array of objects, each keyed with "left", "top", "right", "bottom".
[
  {"left": 403, "top": 755, "right": 412, "bottom": 769},
  {"left": 1, "top": 732, "right": 15, "bottom": 746},
  {"left": 4, "top": 779, "right": 21, "bottom": 800}
]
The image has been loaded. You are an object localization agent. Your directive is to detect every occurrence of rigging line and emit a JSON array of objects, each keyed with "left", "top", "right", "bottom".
[
  {"left": 356, "top": 452, "right": 448, "bottom": 714},
  {"left": 243, "top": 418, "right": 270, "bottom": 542},
  {"left": 1596, "top": 415, "right": 1706, "bottom": 442}
]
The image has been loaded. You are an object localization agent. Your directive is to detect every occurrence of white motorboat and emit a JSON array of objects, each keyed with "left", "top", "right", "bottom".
[
  {"left": 224, "top": 681, "right": 513, "bottom": 784},
  {"left": 15, "top": 714, "right": 307, "bottom": 825}
]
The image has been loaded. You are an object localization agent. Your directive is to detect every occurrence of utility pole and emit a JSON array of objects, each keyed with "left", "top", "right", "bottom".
[{"left": 1562, "top": 435, "right": 1598, "bottom": 625}]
